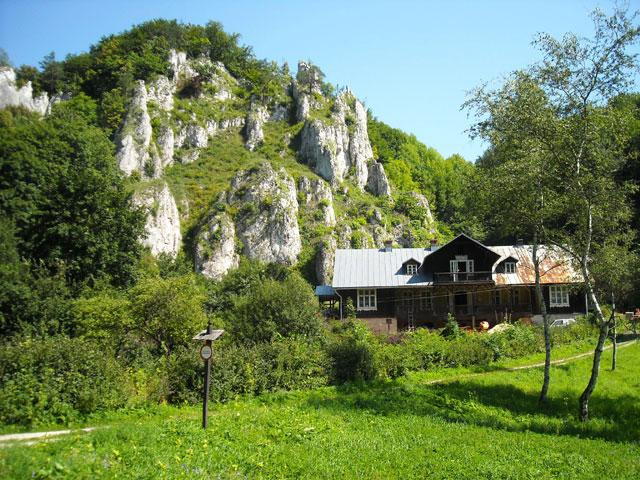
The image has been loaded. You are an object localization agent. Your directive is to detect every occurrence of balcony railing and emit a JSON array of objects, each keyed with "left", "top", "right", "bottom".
[{"left": 434, "top": 271, "right": 493, "bottom": 283}]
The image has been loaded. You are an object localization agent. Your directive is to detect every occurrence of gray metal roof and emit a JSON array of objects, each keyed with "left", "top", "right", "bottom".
[
  {"left": 315, "top": 285, "right": 337, "bottom": 296},
  {"left": 331, "top": 244, "right": 580, "bottom": 289},
  {"left": 332, "top": 248, "right": 434, "bottom": 288}
]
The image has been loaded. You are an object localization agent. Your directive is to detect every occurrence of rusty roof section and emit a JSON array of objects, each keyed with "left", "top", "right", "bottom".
[{"left": 491, "top": 245, "right": 581, "bottom": 286}]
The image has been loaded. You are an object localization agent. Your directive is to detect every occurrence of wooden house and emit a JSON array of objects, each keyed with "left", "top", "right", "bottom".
[{"left": 318, "top": 234, "right": 585, "bottom": 334}]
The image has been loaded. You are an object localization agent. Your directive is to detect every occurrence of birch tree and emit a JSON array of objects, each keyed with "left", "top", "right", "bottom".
[{"left": 466, "top": 7, "right": 639, "bottom": 417}]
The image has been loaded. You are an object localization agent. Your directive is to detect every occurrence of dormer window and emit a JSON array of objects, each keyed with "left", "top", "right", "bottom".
[
  {"left": 505, "top": 262, "right": 516, "bottom": 274},
  {"left": 407, "top": 264, "right": 417, "bottom": 275}
]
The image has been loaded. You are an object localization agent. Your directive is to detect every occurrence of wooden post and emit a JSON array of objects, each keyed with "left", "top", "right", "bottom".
[
  {"left": 193, "top": 325, "right": 224, "bottom": 430},
  {"left": 202, "top": 322, "right": 212, "bottom": 429}
]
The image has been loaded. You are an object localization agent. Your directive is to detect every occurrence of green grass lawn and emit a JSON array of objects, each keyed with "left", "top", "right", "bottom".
[{"left": 2, "top": 343, "right": 639, "bottom": 479}]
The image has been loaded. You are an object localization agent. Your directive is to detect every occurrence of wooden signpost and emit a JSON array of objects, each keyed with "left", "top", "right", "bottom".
[{"left": 193, "top": 322, "right": 224, "bottom": 429}]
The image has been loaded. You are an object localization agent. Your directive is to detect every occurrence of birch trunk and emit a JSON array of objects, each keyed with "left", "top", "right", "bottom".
[
  {"left": 611, "top": 293, "right": 617, "bottom": 371},
  {"left": 533, "top": 233, "right": 551, "bottom": 404},
  {"left": 578, "top": 260, "right": 610, "bottom": 421}
]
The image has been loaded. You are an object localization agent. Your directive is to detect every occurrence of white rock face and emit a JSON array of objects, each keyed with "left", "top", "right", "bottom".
[
  {"left": 0, "top": 67, "right": 50, "bottom": 115},
  {"left": 408, "top": 192, "right": 435, "bottom": 224},
  {"left": 316, "top": 236, "right": 336, "bottom": 285},
  {"left": 195, "top": 212, "right": 239, "bottom": 280},
  {"left": 133, "top": 183, "right": 182, "bottom": 257},
  {"left": 147, "top": 75, "right": 174, "bottom": 111},
  {"left": 367, "top": 162, "right": 392, "bottom": 197},
  {"left": 116, "top": 80, "right": 153, "bottom": 177},
  {"left": 244, "top": 102, "right": 269, "bottom": 151},
  {"left": 269, "top": 104, "right": 289, "bottom": 122},
  {"left": 228, "top": 163, "right": 302, "bottom": 265},
  {"left": 298, "top": 90, "right": 375, "bottom": 190},
  {"left": 298, "top": 176, "right": 336, "bottom": 226},
  {"left": 154, "top": 126, "right": 175, "bottom": 169}
]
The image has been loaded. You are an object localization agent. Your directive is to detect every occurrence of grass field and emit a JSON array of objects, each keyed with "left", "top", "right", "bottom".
[{"left": 2, "top": 342, "right": 639, "bottom": 479}]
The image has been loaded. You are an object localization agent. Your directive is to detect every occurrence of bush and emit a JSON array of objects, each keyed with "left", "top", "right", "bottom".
[
  {"left": 443, "top": 334, "right": 493, "bottom": 367},
  {"left": 0, "top": 337, "right": 128, "bottom": 426},
  {"left": 441, "top": 313, "right": 461, "bottom": 339},
  {"left": 227, "top": 272, "right": 322, "bottom": 344},
  {"left": 209, "top": 338, "right": 330, "bottom": 402},
  {"left": 482, "top": 324, "right": 542, "bottom": 361},
  {"left": 327, "top": 320, "right": 379, "bottom": 383},
  {"left": 405, "top": 328, "right": 448, "bottom": 369}
]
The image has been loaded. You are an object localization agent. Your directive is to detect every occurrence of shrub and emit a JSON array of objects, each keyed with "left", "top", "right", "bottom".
[
  {"left": 482, "top": 324, "right": 542, "bottom": 361},
  {"left": 405, "top": 328, "right": 448, "bottom": 369},
  {"left": 443, "top": 334, "right": 493, "bottom": 367},
  {"left": 227, "top": 272, "right": 322, "bottom": 344},
  {"left": 375, "top": 342, "right": 417, "bottom": 379},
  {"left": 0, "top": 337, "right": 128, "bottom": 426},
  {"left": 209, "top": 338, "right": 329, "bottom": 402},
  {"left": 328, "top": 320, "right": 379, "bottom": 383},
  {"left": 441, "top": 313, "right": 461, "bottom": 339}
]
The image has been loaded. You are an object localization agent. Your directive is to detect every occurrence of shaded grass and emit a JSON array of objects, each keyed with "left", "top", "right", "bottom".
[{"left": 2, "top": 343, "right": 639, "bottom": 479}]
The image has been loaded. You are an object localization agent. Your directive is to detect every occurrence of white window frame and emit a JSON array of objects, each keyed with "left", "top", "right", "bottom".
[
  {"left": 505, "top": 262, "right": 516, "bottom": 274},
  {"left": 450, "top": 259, "right": 474, "bottom": 273},
  {"left": 406, "top": 264, "right": 417, "bottom": 275},
  {"left": 549, "top": 285, "right": 570, "bottom": 307},
  {"left": 357, "top": 288, "right": 377, "bottom": 311}
]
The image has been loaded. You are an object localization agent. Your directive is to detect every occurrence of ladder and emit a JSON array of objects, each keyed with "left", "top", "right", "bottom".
[{"left": 407, "top": 309, "right": 415, "bottom": 331}]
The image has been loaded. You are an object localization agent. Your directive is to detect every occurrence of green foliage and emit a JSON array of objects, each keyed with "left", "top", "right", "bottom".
[
  {"left": 368, "top": 115, "right": 482, "bottom": 236},
  {"left": 0, "top": 337, "right": 128, "bottom": 426},
  {"left": 327, "top": 320, "right": 379, "bottom": 383},
  {"left": 0, "top": 107, "right": 145, "bottom": 288},
  {"left": 227, "top": 271, "right": 322, "bottom": 345},
  {"left": 128, "top": 274, "right": 208, "bottom": 355},
  {"left": 440, "top": 313, "right": 461, "bottom": 338}
]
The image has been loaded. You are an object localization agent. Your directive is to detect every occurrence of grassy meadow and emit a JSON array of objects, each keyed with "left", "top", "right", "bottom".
[{"left": 1, "top": 342, "right": 639, "bottom": 479}]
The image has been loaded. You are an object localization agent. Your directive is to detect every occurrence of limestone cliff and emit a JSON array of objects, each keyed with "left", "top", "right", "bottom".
[
  {"left": 133, "top": 183, "right": 182, "bottom": 257},
  {"left": 0, "top": 67, "right": 55, "bottom": 115},
  {"left": 227, "top": 163, "right": 302, "bottom": 265},
  {"left": 195, "top": 211, "right": 239, "bottom": 280}
]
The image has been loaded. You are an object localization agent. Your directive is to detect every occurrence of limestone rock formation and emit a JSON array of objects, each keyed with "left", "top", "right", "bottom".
[
  {"left": 228, "top": 163, "right": 301, "bottom": 265},
  {"left": 298, "top": 90, "right": 375, "bottom": 190},
  {"left": 366, "top": 162, "right": 392, "bottom": 197},
  {"left": 315, "top": 237, "right": 337, "bottom": 285},
  {"left": 195, "top": 212, "right": 239, "bottom": 280},
  {"left": 298, "top": 176, "right": 336, "bottom": 226},
  {"left": 116, "top": 80, "right": 153, "bottom": 177},
  {"left": 244, "top": 101, "right": 269, "bottom": 151},
  {"left": 147, "top": 75, "right": 174, "bottom": 111},
  {"left": 409, "top": 192, "right": 435, "bottom": 224},
  {"left": 133, "top": 183, "right": 182, "bottom": 257},
  {"left": 0, "top": 67, "right": 50, "bottom": 115}
]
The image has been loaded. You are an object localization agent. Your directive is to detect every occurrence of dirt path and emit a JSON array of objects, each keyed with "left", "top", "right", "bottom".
[
  {"left": 425, "top": 339, "right": 637, "bottom": 385},
  {"left": 0, "top": 427, "right": 98, "bottom": 447}
]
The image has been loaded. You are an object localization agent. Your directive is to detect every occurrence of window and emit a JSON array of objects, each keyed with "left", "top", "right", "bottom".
[
  {"left": 505, "top": 262, "right": 516, "bottom": 274},
  {"left": 407, "top": 264, "right": 417, "bottom": 275},
  {"left": 511, "top": 288, "right": 520, "bottom": 305},
  {"left": 494, "top": 290, "right": 501, "bottom": 305},
  {"left": 549, "top": 285, "right": 570, "bottom": 307},
  {"left": 420, "top": 290, "right": 432, "bottom": 311},
  {"left": 357, "top": 289, "right": 377, "bottom": 311}
]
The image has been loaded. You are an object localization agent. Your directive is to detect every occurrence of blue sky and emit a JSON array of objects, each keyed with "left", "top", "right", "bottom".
[{"left": 1, "top": 0, "right": 638, "bottom": 161}]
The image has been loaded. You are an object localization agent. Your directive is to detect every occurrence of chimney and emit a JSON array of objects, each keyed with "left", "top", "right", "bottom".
[
  {"left": 516, "top": 238, "right": 524, "bottom": 247},
  {"left": 384, "top": 240, "right": 393, "bottom": 252},
  {"left": 430, "top": 238, "right": 439, "bottom": 251}
]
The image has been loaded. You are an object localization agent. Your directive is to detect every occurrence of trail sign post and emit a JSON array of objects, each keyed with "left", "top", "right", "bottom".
[{"left": 193, "top": 322, "right": 223, "bottom": 429}]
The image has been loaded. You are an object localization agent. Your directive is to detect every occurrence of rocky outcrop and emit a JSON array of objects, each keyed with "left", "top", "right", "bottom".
[
  {"left": 228, "top": 163, "right": 301, "bottom": 265},
  {"left": 116, "top": 80, "right": 153, "bottom": 177},
  {"left": 408, "top": 192, "right": 435, "bottom": 225},
  {"left": 292, "top": 61, "right": 323, "bottom": 122},
  {"left": 195, "top": 211, "right": 239, "bottom": 280},
  {"left": 133, "top": 183, "right": 182, "bottom": 257},
  {"left": 147, "top": 75, "right": 174, "bottom": 111},
  {"left": 0, "top": 67, "right": 50, "bottom": 115},
  {"left": 298, "top": 176, "right": 336, "bottom": 226},
  {"left": 366, "top": 162, "right": 392, "bottom": 196},
  {"left": 315, "top": 237, "right": 336, "bottom": 285},
  {"left": 298, "top": 90, "right": 375, "bottom": 190},
  {"left": 153, "top": 125, "right": 175, "bottom": 170},
  {"left": 244, "top": 101, "right": 268, "bottom": 151}
]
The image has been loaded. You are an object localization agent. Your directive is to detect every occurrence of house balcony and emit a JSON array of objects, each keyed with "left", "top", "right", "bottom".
[{"left": 433, "top": 271, "right": 493, "bottom": 283}]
